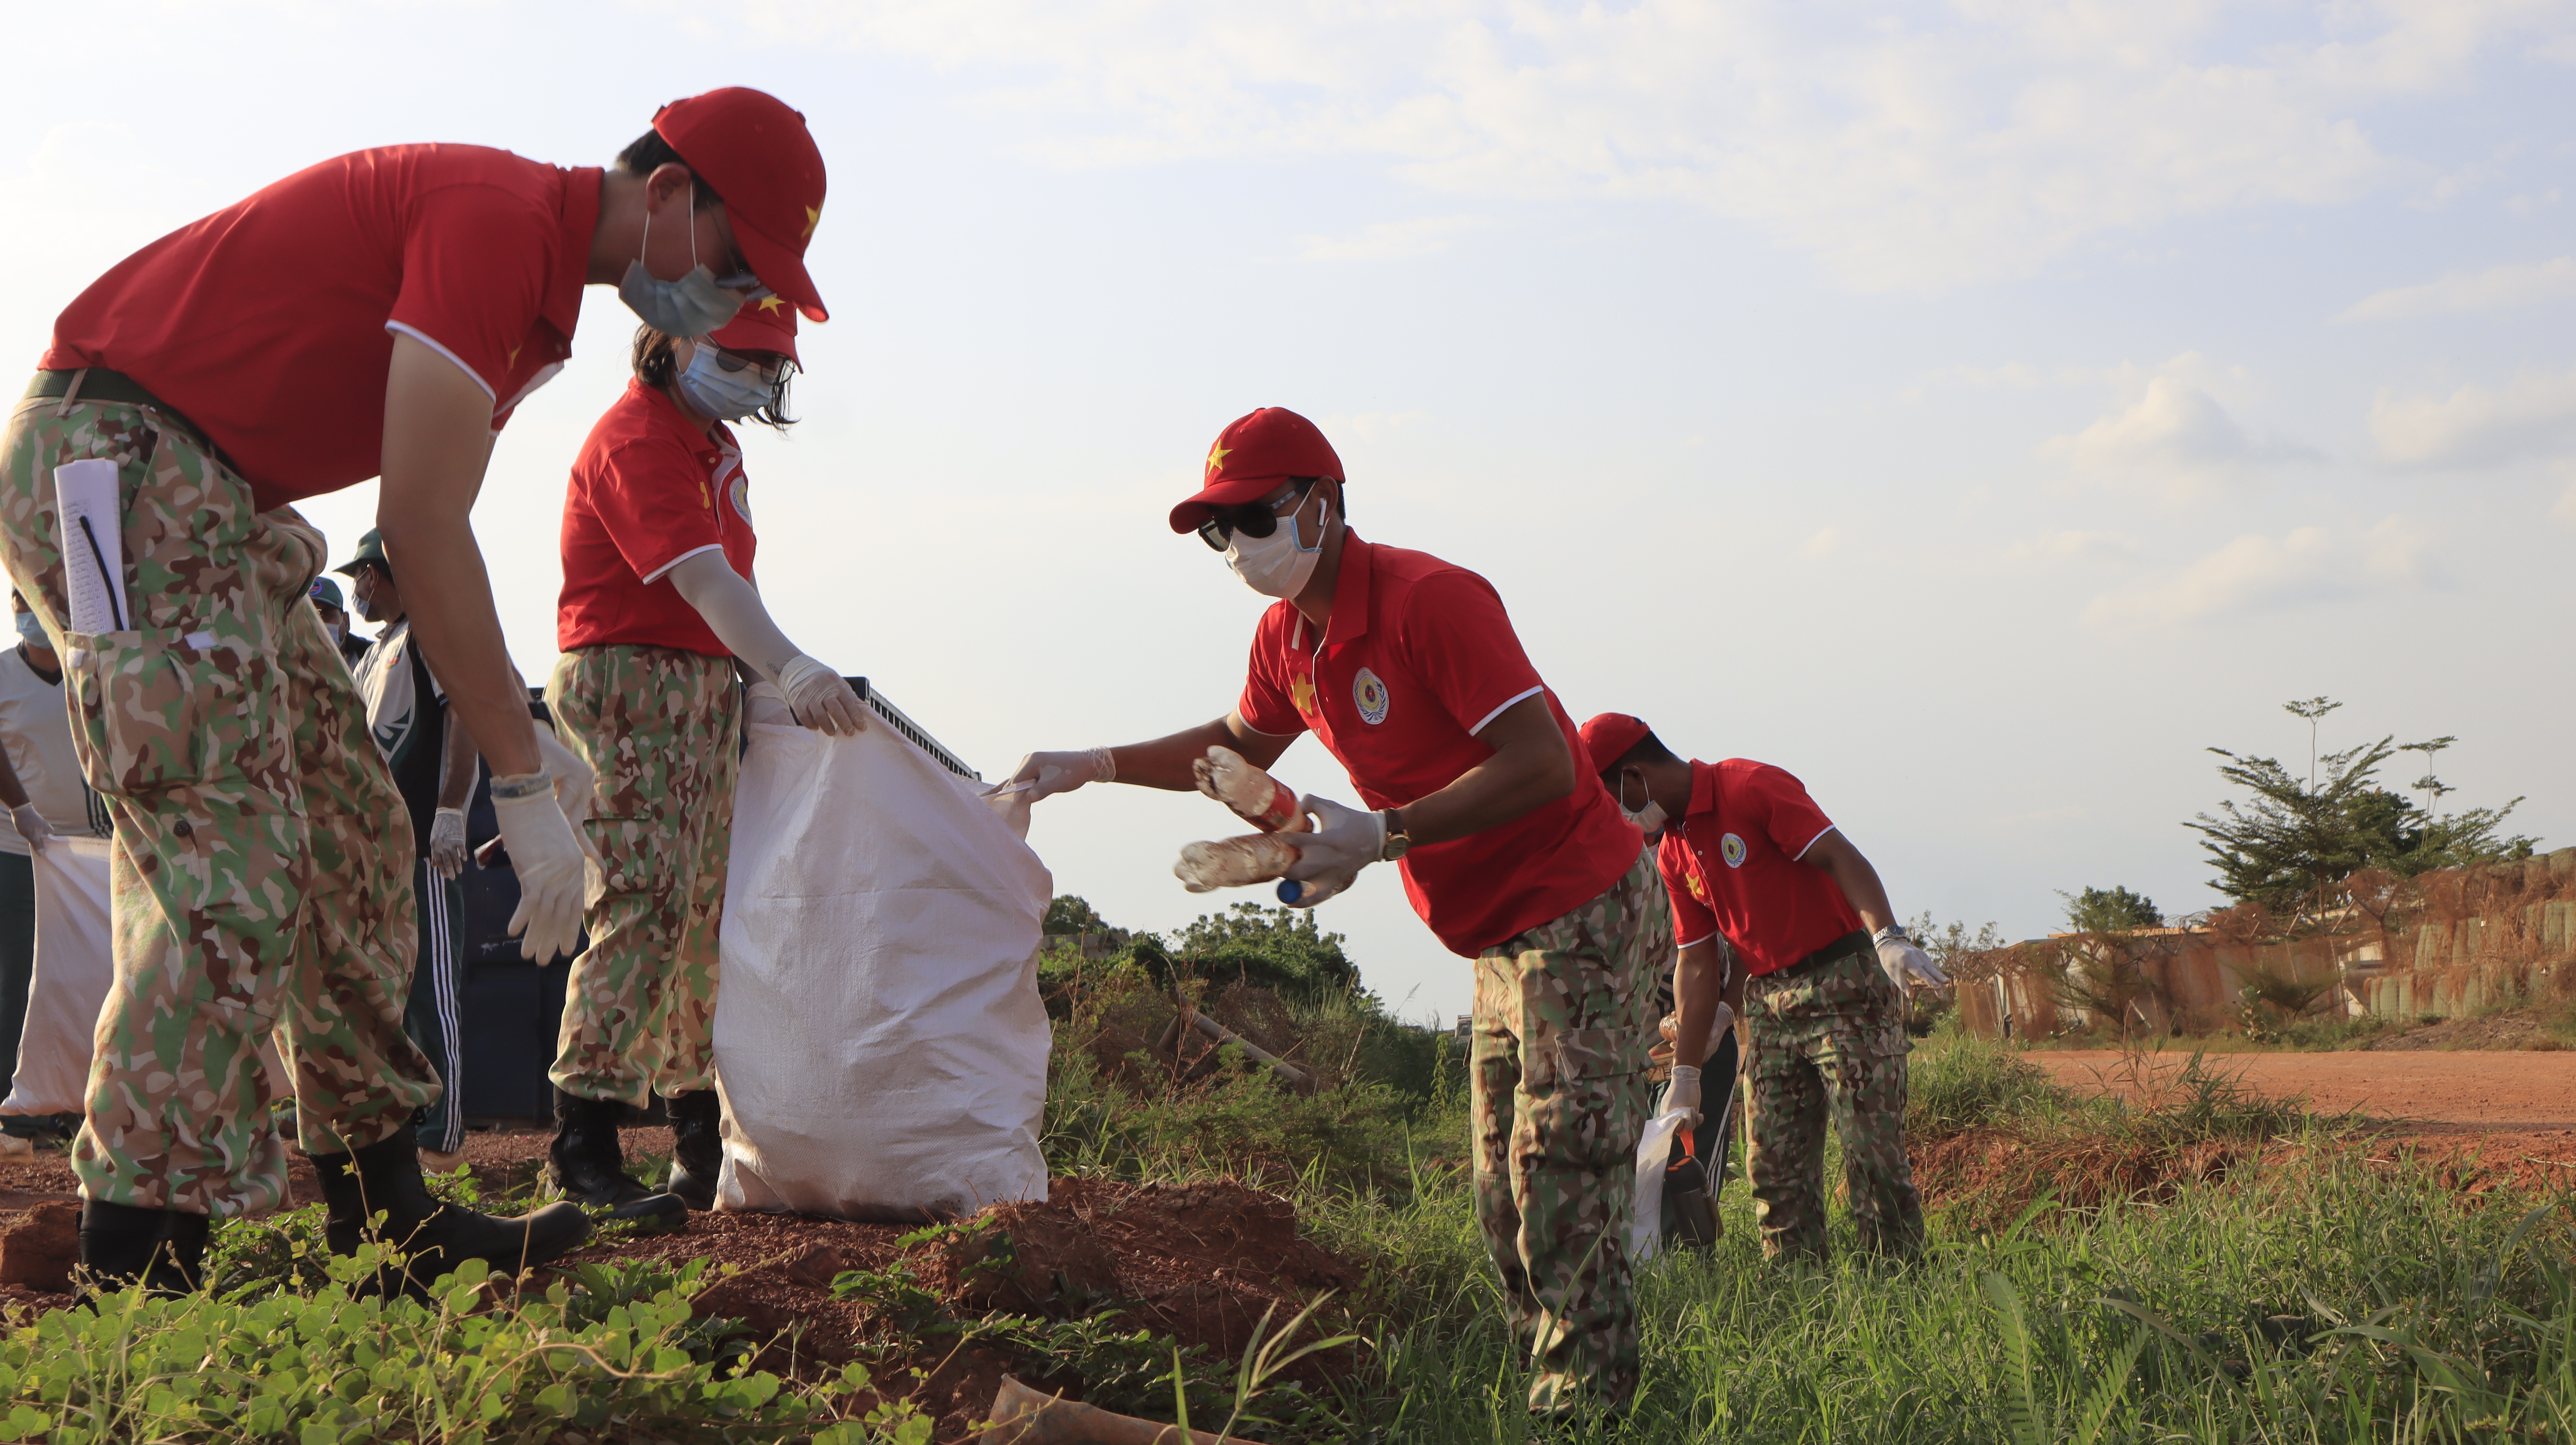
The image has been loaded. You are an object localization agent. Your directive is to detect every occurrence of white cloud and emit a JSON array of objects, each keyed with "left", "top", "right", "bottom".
[
  {"left": 1295, "top": 215, "right": 1487, "bottom": 262},
  {"left": 2338, "top": 256, "right": 2576, "bottom": 320},
  {"left": 2371, "top": 368, "right": 2576, "bottom": 467},
  {"left": 745, "top": 0, "right": 2575, "bottom": 290},
  {"left": 2082, "top": 517, "right": 2434, "bottom": 626},
  {"left": 2039, "top": 371, "right": 2317, "bottom": 488}
]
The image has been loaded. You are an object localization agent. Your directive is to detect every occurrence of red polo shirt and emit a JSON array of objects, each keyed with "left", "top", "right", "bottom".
[
  {"left": 557, "top": 380, "right": 757, "bottom": 655},
  {"left": 1658, "top": 759, "right": 1863, "bottom": 977},
  {"left": 42, "top": 145, "right": 599, "bottom": 511},
  {"left": 1237, "top": 534, "right": 1642, "bottom": 958}
]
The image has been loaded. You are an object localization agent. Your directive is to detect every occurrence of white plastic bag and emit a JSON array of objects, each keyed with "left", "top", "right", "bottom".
[
  {"left": 714, "top": 684, "right": 1053, "bottom": 1221},
  {"left": 1628, "top": 1105, "right": 1695, "bottom": 1264},
  {"left": 3, "top": 835, "right": 113, "bottom": 1117}
]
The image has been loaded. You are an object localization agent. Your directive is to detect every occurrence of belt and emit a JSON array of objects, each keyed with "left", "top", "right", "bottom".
[
  {"left": 24, "top": 368, "right": 226, "bottom": 468},
  {"left": 1755, "top": 929, "right": 1872, "bottom": 984},
  {"left": 25, "top": 368, "right": 172, "bottom": 412}
]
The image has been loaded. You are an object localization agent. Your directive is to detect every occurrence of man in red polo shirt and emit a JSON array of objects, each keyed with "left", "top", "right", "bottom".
[
  {"left": 0, "top": 87, "right": 831, "bottom": 1294},
  {"left": 1577, "top": 713, "right": 1943, "bottom": 1265},
  {"left": 1007, "top": 408, "right": 1661, "bottom": 1417}
]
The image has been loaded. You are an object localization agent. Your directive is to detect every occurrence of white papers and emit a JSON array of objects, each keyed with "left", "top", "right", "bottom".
[{"left": 51, "top": 460, "right": 128, "bottom": 635}]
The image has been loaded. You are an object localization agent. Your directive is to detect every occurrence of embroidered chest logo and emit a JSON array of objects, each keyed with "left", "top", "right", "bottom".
[
  {"left": 1353, "top": 668, "right": 1390, "bottom": 725},
  {"left": 1719, "top": 832, "right": 1747, "bottom": 869},
  {"left": 1289, "top": 672, "right": 1317, "bottom": 717},
  {"left": 729, "top": 475, "right": 752, "bottom": 524}
]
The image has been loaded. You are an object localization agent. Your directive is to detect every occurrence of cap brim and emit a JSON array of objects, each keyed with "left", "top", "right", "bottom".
[
  {"left": 733, "top": 215, "right": 828, "bottom": 324},
  {"left": 332, "top": 560, "right": 374, "bottom": 577},
  {"left": 1168, "top": 473, "right": 1296, "bottom": 533},
  {"left": 1580, "top": 714, "right": 1652, "bottom": 771},
  {"left": 708, "top": 304, "right": 801, "bottom": 364}
]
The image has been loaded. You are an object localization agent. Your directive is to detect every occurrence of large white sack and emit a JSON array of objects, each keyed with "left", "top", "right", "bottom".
[
  {"left": 3, "top": 835, "right": 113, "bottom": 1117},
  {"left": 714, "top": 684, "right": 1053, "bottom": 1221}
]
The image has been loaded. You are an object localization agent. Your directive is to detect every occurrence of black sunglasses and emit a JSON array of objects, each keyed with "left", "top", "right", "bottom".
[{"left": 1197, "top": 477, "right": 1319, "bottom": 552}]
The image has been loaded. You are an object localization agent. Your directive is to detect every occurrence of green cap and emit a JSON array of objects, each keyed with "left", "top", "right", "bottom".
[
  {"left": 335, "top": 528, "right": 389, "bottom": 579},
  {"left": 308, "top": 576, "right": 346, "bottom": 613}
]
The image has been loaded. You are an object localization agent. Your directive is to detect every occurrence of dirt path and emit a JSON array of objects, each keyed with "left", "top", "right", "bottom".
[{"left": 2037, "top": 1049, "right": 2576, "bottom": 1132}]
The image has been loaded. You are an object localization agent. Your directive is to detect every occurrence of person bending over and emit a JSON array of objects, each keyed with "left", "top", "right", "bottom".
[{"left": 1580, "top": 713, "right": 1943, "bottom": 1266}]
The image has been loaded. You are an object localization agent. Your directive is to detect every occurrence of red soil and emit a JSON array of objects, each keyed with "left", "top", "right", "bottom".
[{"left": 0, "top": 1130, "right": 1364, "bottom": 1443}]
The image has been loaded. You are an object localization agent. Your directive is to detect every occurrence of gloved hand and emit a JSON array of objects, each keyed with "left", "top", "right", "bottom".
[
  {"left": 1875, "top": 926, "right": 1948, "bottom": 989},
  {"left": 1665, "top": 1064, "right": 1704, "bottom": 1127},
  {"left": 491, "top": 773, "right": 588, "bottom": 964},
  {"left": 776, "top": 654, "right": 867, "bottom": 736},
  {"left": 531, "top": 725, "right": 596, "bottom": 835},
  {"left": 8, "top": 804, "right": 50, "bottom": 855},
  {"left": 1005, "top": 748, "right": 1117, "bottom": 802},
  {"left": 429, "top": 806, "right": 469, "bottom": 880},
  {"left": 1281, "top": 795, "right": 1385, "bottom": 907}
]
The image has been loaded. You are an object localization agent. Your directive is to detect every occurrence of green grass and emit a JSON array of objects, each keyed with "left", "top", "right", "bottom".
[
  {"left": 1297, "top": 1098, "right": 2575, "bottom": 1441},
  {"left": 11, "top": 1024, "right": 2571, "bottom": 1442}
]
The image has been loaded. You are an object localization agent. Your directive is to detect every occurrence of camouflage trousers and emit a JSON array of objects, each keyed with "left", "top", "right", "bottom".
[
  {"left": 0, "top": 386, "right": 434, "bottom": 1217},
  {"left": 1744, "top": 940, "right": 1923, "bottom": 1264},
  {"left": 545, "top": 646, "right": 739, "bottom": 1107},
  {"left": 1470, "top": 850, "right": 1671, "bottom": 1415}
]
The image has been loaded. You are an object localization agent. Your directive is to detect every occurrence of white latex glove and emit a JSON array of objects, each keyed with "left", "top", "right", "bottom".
[
  {"left": 491, "top": 776, "right": 588, "bottom": 963},
  {"left": 1875, "top": 927, "right": 1948, "bottom": 989},
  {"left": 8, "top": 804, "right": 50, "bottom": 855},
  {"left": 1005, "top": 748, "right": 1117, "bottom": 803},
  {"left": 1665, "top": 1064, "right": 1704, "bottom": 1127},
  {"left": 530, "top": 725, "right": 596, "bottom": 835},
  {"left": 428, "top": 806, "right": 469, "bottom": 881},
  {"left": 776, "top": 654, "right": 867, "bottom": 736},
  {"left": 1281, "top": 795, "right": 1385, "bottom": 907}
]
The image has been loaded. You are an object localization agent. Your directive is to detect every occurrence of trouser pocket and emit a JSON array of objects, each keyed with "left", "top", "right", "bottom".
[{"left": 64, "top": 625, "right": 248, "bottom": 798}]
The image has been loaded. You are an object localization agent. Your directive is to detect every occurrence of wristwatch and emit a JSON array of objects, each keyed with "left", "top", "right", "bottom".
[{"left": 1379, "top": 808, "right": 1412, "bottom": 862}]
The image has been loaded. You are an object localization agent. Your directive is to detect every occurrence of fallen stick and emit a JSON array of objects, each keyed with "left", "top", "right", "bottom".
[
  {"left": 1187, "top": 1009, "right": 1311, "bottom": 1090},
  {"left": 978, "top": 1376, "right": 1259, "bottom": 1444}
]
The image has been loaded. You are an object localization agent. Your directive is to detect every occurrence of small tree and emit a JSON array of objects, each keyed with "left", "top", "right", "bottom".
[
  {"left": 2060, "top": 886, "right": 2162, "bottom": 933},
  {"left": 1043, "top": 895, "right": 1114, "bottom": 936},
  {"left": 2186, "top": 700, "right": 2532, "bottom": 928}
]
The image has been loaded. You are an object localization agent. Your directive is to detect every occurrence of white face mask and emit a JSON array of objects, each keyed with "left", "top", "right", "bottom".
[
  {"left": 675, "top": 343, "right": 776, "bottom": 422},
  {"left": 1224, "top": 494, "right": 1330, "bottom": 599},
  {"left": 1616, "top": 768, "right": 1668, "bottom": 838},
  {"left": 13, "top": 612, "right": 44, "bottom": 648},
  {"left": 617, "top": 183, "right": 747, "bottom": 339}
]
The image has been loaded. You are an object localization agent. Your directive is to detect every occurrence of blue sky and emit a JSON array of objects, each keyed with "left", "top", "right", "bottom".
[{"left": 6, "top": 1, "right": 2571, "bottom": 1022}]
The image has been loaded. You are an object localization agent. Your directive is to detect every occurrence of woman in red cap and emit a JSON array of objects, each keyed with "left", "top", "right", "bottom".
[
  {"left": 0, "top": 85, "right": 831, "bottom": 1293},
  {"left": 542, "top": 304, "right": 865, "bottom": 1222},
  {"left": 1004, "top": 407, "right": 1658, "bottom": 1419}
]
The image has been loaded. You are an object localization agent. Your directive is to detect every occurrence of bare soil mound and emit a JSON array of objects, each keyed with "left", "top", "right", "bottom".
[
  {"left": 0, "top": 1130, "right": 1364, "bottom": 1443},
  {"left": 2364, "top": 1011, "right": 2563, "bottom": 1052}
]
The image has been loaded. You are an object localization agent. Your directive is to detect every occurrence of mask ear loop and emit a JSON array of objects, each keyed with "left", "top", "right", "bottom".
[{"left": 1291, "top": 490, "right": 1330, "bottom": 556}]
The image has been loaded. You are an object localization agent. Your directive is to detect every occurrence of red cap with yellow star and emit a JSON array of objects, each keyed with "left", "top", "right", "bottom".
[
  {"left": 1168, "top": 407, "right": 1346, "bottom": 533},
  {"left": 705, "top": 294, "right": 799, "bottom": 364},
  {"left": 654, "top": 87, "right": 831, "bottom": 323}
]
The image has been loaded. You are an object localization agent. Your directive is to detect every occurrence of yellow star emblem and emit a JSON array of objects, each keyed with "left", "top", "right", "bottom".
[
  {"left": 757, "top": 294, "right": 786, "bottom": 313},
  {"left": 1205, "top": 441, "right": 1232, "bottom": 476},
  {"left": 1289, "top": 672, "right": 1316, "bottom": 716},
  {"left": 1687, "top": 872, "right": 1708, "bottom": 903},
  {"left": 506, "top": 345, "right": 522, "bottom": 367},
  {"left": 802, "top": 205, "right": 822, "bottom": 240}
]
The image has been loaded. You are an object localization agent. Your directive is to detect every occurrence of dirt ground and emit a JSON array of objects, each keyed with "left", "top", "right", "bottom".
[
  {"left": 2036, "top": 1048, "right": 2576, "bottom": 1131},
  {"left": 0, "top": 1129, "right": 1365, "bottom": 1443}
]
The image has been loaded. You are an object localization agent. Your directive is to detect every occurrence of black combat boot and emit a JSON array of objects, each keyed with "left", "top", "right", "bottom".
[
  {"left": 663, "top": 1090, "right": 722, "bottom": 1211},
  {"left": 76, "top": 1200, "right": 209, "bottom": 1297},
  {"left": 547, "top": 1089, "right": 686, "bottom": 1227},
  {"left": 312, "top": 1131, "right": 591, "bottom": 1295}
]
